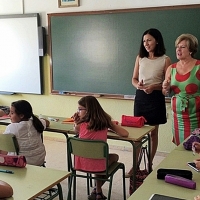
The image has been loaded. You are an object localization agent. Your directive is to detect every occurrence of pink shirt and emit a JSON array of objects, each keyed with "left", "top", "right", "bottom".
[{"left": 75, "top": 122, "right": 107, "bottom": 172}]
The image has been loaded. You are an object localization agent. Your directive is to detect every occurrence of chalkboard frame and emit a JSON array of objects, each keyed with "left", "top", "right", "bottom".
[{"left": 48, "top": 4, "right": 200, "bottom": 100}]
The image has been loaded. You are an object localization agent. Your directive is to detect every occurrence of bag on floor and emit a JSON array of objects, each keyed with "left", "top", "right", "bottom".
[{"left": 129, "top": 146, "right": 149, "bottom": 195}]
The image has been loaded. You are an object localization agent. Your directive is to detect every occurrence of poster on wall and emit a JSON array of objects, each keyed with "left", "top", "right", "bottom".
[{"left": 58, "top": 0, "right": 79, "bottom": 7}]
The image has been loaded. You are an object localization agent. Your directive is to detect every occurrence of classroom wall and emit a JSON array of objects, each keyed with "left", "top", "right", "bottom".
[{"left": 1, "top": 0, "right": 197, "bottom": 153}]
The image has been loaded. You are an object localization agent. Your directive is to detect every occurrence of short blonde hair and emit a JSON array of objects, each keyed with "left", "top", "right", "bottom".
[{"left": 175, "top": 34, "right": 198, "bottom": 57}]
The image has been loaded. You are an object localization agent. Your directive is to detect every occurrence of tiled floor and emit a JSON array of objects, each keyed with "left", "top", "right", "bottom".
[{"left": 43, "top": 137, "right": 167, "bottom": 200}]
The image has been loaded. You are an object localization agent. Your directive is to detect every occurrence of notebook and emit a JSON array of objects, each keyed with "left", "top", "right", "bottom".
[{"left": 149, "top": 194, "right": 186, "bottom": 200}]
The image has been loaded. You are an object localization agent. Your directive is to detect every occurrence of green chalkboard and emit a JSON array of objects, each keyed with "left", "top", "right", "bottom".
[{"left": 48, "top": 5, "right": 200, "bottom": 98}]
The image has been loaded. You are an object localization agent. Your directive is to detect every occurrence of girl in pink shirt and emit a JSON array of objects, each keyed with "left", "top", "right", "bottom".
[{"left": 73, "top": 96, "right": 128, "bottom": 200}]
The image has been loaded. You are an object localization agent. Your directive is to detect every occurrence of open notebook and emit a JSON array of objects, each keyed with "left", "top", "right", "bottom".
[{"left": 149, "top": 194, "right": 186, "bottom": 200}]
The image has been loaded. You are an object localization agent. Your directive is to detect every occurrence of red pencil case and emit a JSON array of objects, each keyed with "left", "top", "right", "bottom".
[
  {"left": 121, "top": 115, "right": 146, "bottom": 127},
  {"left": 0, "top": 154, "right": 26, "bottom": 168}
]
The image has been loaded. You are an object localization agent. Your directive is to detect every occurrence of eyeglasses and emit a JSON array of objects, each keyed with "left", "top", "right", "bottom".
[{"left": 77, "top": 108, "right": 86, "bottom": 112}]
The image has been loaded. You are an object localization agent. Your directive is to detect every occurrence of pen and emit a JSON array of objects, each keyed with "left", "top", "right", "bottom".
[{"left": 0, "top": 169, "right": 14, "bottom": 174}]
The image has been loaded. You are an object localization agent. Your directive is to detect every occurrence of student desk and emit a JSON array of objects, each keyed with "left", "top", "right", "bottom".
[
  {"left": 0, "top": 117, "right": 155, "bottom": 193},
  {"left": 46, "top": 118, "right": 154, "bottom": 192},
  {"left": 0, "top": 164, "right": 71, "bottom": 200},
  {"left": 127, "top": 148, "right": 200, "bottom": 200}
]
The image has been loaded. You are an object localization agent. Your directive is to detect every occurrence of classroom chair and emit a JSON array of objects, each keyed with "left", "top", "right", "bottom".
[
  {"left": 67, "top": 137, "right": 126, "bottom": 200},
  {"left": 0, "top": 134, "right": 62, "bottom": 200},
  {"left": 0, "top": 134, "right": 19, "bottom": 154}
]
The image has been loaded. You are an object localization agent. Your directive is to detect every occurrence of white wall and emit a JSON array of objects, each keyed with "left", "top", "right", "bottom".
[
  {"left": 0, "top": 0, "right": 23, "bottom": 14},
  {"left": 0, "top": 0, "right": 199, "bottom": 29}
]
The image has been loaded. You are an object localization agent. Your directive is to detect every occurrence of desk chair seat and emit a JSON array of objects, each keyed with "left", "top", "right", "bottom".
[{"left": 67, "top": 137, "right": 126, "bottom": 200}]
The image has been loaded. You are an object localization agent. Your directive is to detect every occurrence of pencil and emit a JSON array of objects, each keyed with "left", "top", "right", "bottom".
[{"left": 0, "top": 169, "right": 14, "bottom": 174}]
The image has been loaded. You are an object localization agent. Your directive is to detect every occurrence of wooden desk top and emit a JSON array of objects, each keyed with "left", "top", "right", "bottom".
[
  {"left": 107, "top": 125, "right": 155, "bottom": 141},
  {"left": 48, "top": 120, "right": 155, "bottom": 142},
  {"left": 0, "top": 117, "right": 155, "bottom": 142},
  {"left": 0, "top": 165, "right": 70, "bottom": 200},
  {"left": 128, "top": 150, "right": 200, "bottom": 200},
  {"left": 174, "top": 143, "right": 186, "bottom": 151}
]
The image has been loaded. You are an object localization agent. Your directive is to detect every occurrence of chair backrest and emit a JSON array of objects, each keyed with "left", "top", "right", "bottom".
[
  {"left": 0, "top": 134, "right": 19, "bottom": 154},
  {"left": 67, "top": 137, "right": 109, "bottom": 172}
]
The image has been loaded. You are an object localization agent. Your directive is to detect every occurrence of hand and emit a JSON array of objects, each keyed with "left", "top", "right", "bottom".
[
  {"left": 137, "top": 79, "right": 145, "bottom": 90},
  {"left": 162, "top": 79, "right": 170, "bottom": 96},
  {"left": 72, "top": 112, "right": 80, "bottom": 124},
  {"left": 143, "top": 85, "right": 153, "bottom": 94},
  {"left": 192, "top": 142, "right": 200, "bottom": 154},
  {"left": 194, "top": 195, "right": 200, "bottom": 200},
  {"left": 193, "top": 159, "right": 200, "bottom": 170}
]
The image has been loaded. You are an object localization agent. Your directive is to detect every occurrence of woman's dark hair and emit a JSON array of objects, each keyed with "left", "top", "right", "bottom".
[
  {"left": 78, "top": 96, "right": 113, "bottom": 131},
  {"left": 139, "top": 28, "right": 166, "bottom": 58},
  {"left": 11, "top": 100, "right": 44, "bottom": 133}
]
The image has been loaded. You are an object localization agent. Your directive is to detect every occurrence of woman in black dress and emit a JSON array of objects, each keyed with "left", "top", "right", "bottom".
[{"left": 127, "top": 28, "right": 171, "bottom": 177}]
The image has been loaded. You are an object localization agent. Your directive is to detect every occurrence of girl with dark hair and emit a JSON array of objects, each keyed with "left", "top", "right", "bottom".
[
  {"left": 2, "top": 100, "right": 50, "bottom": 166},
  {"left": 72, "top": 96, "right": 128, "bottom": 200},
  {"left": 128, "top": 28, "right": 171, "bottom": 177}
]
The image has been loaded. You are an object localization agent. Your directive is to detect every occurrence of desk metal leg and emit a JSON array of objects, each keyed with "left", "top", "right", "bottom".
[
  {"left": 129, "top": 141, "right": 142, "bottom": 192},
  {"left": 57, "top": 183, "right": 64, "bottom": 200},
  {"left": 147, "top": 133, "right": 152, "bottom": 173},
  {"left": 129, "top": 134, "right": 151, "bottom": 193}
]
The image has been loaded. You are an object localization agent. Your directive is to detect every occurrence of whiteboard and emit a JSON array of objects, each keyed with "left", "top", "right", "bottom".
[{"left": 0, "top": 14, "right": 42, "bottom": 94}]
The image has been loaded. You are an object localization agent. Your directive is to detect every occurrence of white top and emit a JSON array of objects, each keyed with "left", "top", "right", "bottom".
[
  {"left": 138, "top": 55, "right": 168, "bottom": 86},
  {"left": 4, "top": 119, "right": 46, "bottom": 166}
]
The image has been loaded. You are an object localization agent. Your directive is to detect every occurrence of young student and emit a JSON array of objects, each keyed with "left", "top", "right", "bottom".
[
  {"left": 72, "top": 96, "right": 128, "bottom": 200},
  {"left": 193, "top": 142, "right": 200, "bottom": 200},
  {"left": 0, "top": 180, "right": 13, "bottom": 198},
  {"left": 0, "top": 100, "right": 50, "bottom": 166},
  {"left": 192, "top": 142, "right": 200, "bottom": 170}
]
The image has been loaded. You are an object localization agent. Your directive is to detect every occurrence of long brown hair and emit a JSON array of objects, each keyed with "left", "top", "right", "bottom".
[{"left": 78, "top": 96, "right": 113, "bottom": 131}]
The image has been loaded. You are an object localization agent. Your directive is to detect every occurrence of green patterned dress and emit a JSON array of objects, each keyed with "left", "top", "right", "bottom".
[{"left": 170, "top": 60, "right": 200, "bottom": 145}]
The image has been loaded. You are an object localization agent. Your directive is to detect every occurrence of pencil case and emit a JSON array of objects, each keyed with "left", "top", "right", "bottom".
[
  {"left": 165, "top": 174, "right": 196, "bottom": 189},
  {"left": 0, "top": 155, "right": 26, "bottom": 168},
  {"left": 121, "top": 115, "right": 146, "bottom": 127},
  {"left": 157, "top": 168, "right": 193, "bottom": 180}
]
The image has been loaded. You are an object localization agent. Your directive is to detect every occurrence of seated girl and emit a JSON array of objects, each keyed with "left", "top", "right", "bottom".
[{"left": 0, "top": 100, "right": 50, "bottom": 166}]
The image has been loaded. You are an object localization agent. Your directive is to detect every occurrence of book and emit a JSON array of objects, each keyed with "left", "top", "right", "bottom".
[{"left": 149, "top": 194, "right": 186, "bottom": 200}]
